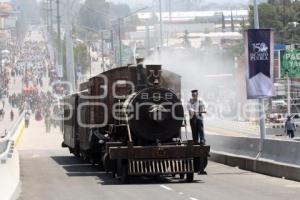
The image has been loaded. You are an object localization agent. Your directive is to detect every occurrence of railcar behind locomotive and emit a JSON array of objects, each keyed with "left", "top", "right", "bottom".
[{"left": 62, "top": 60, "right": 210, "bottom": 183}]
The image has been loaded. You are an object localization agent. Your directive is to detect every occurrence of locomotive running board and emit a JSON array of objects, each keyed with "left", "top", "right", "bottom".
[{"left": 128, "top": 158, "right": 194, "bottom": 175}]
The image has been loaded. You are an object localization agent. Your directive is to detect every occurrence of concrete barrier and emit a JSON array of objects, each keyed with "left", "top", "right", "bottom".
[
  {"left": 207, "top": 134, "right": 300, "bottom": 182},
  {"left": 0, "top": 140, "right": 8, "bottom": 154},
  {"left": 0, "top": 151, "right": 20, "bottom": 200},
  {"left": 261, "top": 139, "right": 300, "bottom": 166},
  {"left": 209, "top": 152, "right": 300, "bottom": 182},
  {"left": 0, "top": 112, "right": 25, "bottom": 200},
  {"left": 206, "top": 135, "right": 259, "bottom": 157}
]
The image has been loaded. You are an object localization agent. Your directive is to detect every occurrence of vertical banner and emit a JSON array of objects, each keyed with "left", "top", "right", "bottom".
[{"left": 245, "top": 29, "right": 275, "bottom": 99}]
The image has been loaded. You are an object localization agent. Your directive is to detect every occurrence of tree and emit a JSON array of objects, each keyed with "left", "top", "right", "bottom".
[
  {"left": 78, "top": 0, "right": 130, "bottom": 32},
  {"left": 248, "top": 1, "right": 300, "bottom": 44},
  {"left": 78, "top": 0, "right": 110, "bottom": 31},
  {"left": 74, "top": 43, "right": 91, "bottom": 75}
]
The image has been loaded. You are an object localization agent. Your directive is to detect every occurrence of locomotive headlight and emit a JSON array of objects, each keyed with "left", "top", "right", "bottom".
[{"left": 149, "top": 104, "right": 169, "bottom": 122}]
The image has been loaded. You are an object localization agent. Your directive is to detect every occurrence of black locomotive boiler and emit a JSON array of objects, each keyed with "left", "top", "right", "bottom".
[{"left": 62, "top": 61, "right": 210, "bottom": 183}]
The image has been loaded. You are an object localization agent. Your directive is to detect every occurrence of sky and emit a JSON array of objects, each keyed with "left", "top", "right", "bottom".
[
  {"left": 107, "top": 0, "right": 268, "bottom": 9},
  {"left": 109, "top": 0, "right": 251, "bottom": 4}
]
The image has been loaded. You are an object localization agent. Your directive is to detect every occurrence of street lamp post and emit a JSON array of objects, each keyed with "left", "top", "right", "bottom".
[
  {"left": 118, "top": 18, "right": 122, "bottom": 66},
  {"left": 253, "top": 0, "right": 260, "bottom": 29},
  {"left": 253, "top": 0, "right": 266, "bottom": 153}
]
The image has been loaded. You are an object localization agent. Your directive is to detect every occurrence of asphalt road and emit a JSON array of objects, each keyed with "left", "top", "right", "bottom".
[
  {"left": 17, "top": 120, "right": 300, "bottom": 200},
  {"left": 15, "top": 28, "right": 300, "bottom": 200}
]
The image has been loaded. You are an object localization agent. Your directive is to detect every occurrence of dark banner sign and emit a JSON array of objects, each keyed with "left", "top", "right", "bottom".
[{"left": 245, "top": 29, "right": 275, "bottom": 99}]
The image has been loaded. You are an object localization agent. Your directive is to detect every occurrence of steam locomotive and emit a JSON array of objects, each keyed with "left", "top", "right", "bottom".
[{"left": 62, "top": 60, "right": 210, "bottom": 183}]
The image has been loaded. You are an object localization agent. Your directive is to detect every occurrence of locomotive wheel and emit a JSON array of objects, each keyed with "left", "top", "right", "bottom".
[
  {"left": 179, "top": 174, "right": 185, "bottom": 179},
  {"left": 186, "top": 173, "right": 194, "bottom": 183},
  {"left": 121, "top": 164, "right": 129, "bottom": 184}
]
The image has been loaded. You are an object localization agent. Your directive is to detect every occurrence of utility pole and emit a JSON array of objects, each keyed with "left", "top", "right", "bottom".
[
  {"left": 110, "top": 30, "right": 115, "bottom": 67},
  {"left": 254, "top": 0, "right": 259, "bottom": 29},
  {"left": 49, "top": 0, "right": 54, "bottom": 37},
  {"left": 159, "top": 0, "right": 163, "bottom": 47},
  {"left": 88, "top": 41, "right": 91, "bottom": 77},
  {"left": 145, "top": 21, "right": 150, "bottom": 56},
  {"left": 167, "top": 0, "right": 172, "bottom": 46},
  {"left": 118, "top": 18, "right": 122, "bottom": 66},
  {"left": 65, "top": 0, "right": 76, "bottom": 92},
  {"left": 222, "top": 12, "right": 225, "bottom": 32},
  {"left": 45, "top": 0, "right": 49, "bottom": 33},
  {"left": 287, "top": 77, "right": 291, "bottom": 116},
  {"left": 230, "top": 10, "right": 235, "bottom": 32},
  {"left": 101, "top": 31, "right": 105, "bottom": 72},
  {"left": 253, "top": 0, "right": 266, "bottom": 154},
  {"left": 56, "top": 0, "right": 62, "bottom": 65},
  {"left": 168, "top": 0, "right": 172, "bottom": 22}
]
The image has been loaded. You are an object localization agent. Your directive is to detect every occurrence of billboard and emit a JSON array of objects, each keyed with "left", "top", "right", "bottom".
[
  {"left": 281, "top": 50, "right": 300, "bottom": 78},
  {"left": 244, "top": 29, "right": 275, "bottom": 99}
]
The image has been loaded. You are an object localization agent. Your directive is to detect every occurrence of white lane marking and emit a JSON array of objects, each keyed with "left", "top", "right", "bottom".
[
  {"left": 178, "top": 192, "right": 184, "bottom": 195},
  {"left": 160, "top": 185, "right": 173, "bottom": 191},
  {"left": 189, "top": 197, "right": 199, "bottom": 200},
  {"left": 285, "top": 185, "right": 300, "bottom": 188},
  {"left": 32, "top": 154, "right": 40, "bottom": 158}
]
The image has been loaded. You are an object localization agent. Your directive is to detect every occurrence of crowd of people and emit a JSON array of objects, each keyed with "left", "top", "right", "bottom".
[
  {"left": 1, "top": 30, "right": 64, "bottom": 133},
  {"left": 0, "top": 48, "right": 15, "bottom": 124}
]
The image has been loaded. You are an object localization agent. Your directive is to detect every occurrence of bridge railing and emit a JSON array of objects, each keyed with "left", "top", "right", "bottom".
[{"left": 0, "top": 111, "right": 25, "bottom": 164}]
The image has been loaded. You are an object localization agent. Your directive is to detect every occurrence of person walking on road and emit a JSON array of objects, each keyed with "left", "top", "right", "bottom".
[
  {"left": 44, "top": 112, "right": 51, "bottom": 133},
  {"left": 285, "top": 116, "right": 296, "bottom": 139},
  {"left": 10, "top": 110, "right": 14, "bottom": 121},
  {"left": 25, "top": 112, "right": 30, "bottom": 128},
  {"left": 2, "top": 98, "right": 5, "bottom": 109}
]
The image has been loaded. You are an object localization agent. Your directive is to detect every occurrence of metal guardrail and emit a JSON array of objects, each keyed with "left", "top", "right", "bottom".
[{"left": 0, "top": 111, "right": 25, "bottom": 164}]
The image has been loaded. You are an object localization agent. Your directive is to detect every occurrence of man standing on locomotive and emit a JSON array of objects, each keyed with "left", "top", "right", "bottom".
[{"left": 187, "top": 90, "right": 206, "bottom": 145}]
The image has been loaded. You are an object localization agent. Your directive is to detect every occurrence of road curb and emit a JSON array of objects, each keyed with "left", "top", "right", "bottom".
[{"left": 209, "top": 151, "right": 300, "bottom": 182}]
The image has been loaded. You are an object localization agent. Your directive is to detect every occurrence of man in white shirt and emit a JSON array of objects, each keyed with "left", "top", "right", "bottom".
[
  {"left": 25, "top": 111, "right": 30, "bottom": 128},
  {"left": 187, "top": 90, "right": 206, "bottom": 145}
]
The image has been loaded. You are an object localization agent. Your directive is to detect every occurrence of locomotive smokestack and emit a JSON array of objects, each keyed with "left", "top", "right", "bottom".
[
  {"left": 137, "top": 59, "right": 145, "bottom": 90},
  {"left": 136, "top": 57, "right": 144, "bottom": 64},
  {"left": 146, "top": 65, "right": 162, "bottom": 87}
]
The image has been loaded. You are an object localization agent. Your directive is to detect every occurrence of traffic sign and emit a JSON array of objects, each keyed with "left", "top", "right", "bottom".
[{"left": 281, "top": 50, "right": 300, "bottom": 78}]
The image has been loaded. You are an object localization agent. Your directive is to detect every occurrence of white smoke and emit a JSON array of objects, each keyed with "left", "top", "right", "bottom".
[{"left": 144, "top": 47, "right": 242, "bottom": 119}]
